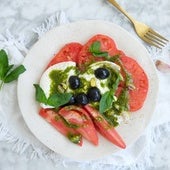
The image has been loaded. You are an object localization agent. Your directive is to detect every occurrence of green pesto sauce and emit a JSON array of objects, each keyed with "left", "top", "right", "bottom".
[
  {"left": 55, "top": 113, "right": 80, "bottom": 129},
  {"left": 107, "top": 70, "right": 119, "bottom": 90},
  {"left": 90, "top": 64, "right": 129, "bottom": 127},
  {"left": 114, "top": 88, "right": 129, "bottom": 113},
  {"left": 102, "top": 88, "right": 129, "bottom": 127},
  {"left": 73, "top": 77, "right": 91, "bottom": 94},
  {"left": 85, "top": 68, "right": 94, "bottom": 75},
  {"left": 49, "top": 66, "right": 75, "bottom": 95},
  {"left": 49, "top": 60, "right": 131, "bottom": 128},
  {"left": 98, "top": 64, "right": 120, "bottom": 92},
  {"left": 103, "top": 111, "right": 119, "bottom": 127},
  {"left": 67, "top": 133, "right": 82, "bottom": 144}
]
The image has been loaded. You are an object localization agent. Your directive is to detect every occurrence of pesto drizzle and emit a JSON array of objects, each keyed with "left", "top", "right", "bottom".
[
  {"left": 88, "top": 41, "right": 135, "bottom": 127},
  {"left": 49, "top": 66, "right": 75, "bottom": 95}
]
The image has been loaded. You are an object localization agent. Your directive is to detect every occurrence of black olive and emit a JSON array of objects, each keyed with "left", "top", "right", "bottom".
[
  {"left": 75, "top": 93, "right": 89, "bottom": 105},
  {"left": 94, "top": 68, "right": 110, "bottom": 79},
  {"left": 68, "top": 96, "right": 76, "bottom": 104},
  {"left": 69, "top": 76, "right": 80, "bottom": 89},
  {"left": 87, "top": 87, "right": 101, "bottom": 102}
]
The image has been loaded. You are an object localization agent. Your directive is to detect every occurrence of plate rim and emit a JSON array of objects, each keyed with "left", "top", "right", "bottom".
[{"left": 17, "top": 20, "right": 159, "bottom": 161}]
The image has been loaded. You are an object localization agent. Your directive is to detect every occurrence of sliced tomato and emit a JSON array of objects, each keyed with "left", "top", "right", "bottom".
[
  {"left": 58, "top": 106, "right": 98, "bottom": 145},
  {"left": 39, "top": 108, "right": 83, "bottom": 146},
  {"left": 46, "top": 43, "right": 83, "bottom": 69},
  {"left": 77, "top": 34, "right": 120, "bottom": 69},
  {"left": 84, "top": 105, "right": 126, "bottom": 149},
  {"left": 119, "top": 56, "right": 149, "bottom": 111}
]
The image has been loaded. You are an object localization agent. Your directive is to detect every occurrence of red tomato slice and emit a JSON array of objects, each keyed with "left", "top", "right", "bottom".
[
  {"left": 120, "top": 56, "right": 149, "bottom": 111},
  {"left": 46, "top": 43, "right": 83, "bottom": 69},
  {"left": 39, "top": 108, "right": 83, "bottom": 146},
  {"left": 84, "top": 105, "right": 126, "bottom": 149},
  {"left": 59, "top": 106, "right": 98, "bottom": 145},
  {"left": 77, "top": 34, "right": 119, "bottom": 69}
]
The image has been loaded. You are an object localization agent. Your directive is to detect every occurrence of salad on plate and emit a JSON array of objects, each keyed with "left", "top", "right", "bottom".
[{"left": 34, "top": 34, "right": 148, "bottom": 149}]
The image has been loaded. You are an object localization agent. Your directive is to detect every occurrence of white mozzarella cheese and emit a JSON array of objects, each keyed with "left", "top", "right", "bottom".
[
  {"left": 39, "top": 60, "right": 121, "bottom": 108},
  {"left": 80, "top": 61, "right": 121, "bottom": 94},
  {"left": 39, "top": 61, "right": 76, "bottom": 108},
  {"left": 89, "top": 61, "right": 120, "bottom": 71}
]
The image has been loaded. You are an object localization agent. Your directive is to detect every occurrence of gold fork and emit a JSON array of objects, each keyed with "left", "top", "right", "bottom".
[{"left": 108, "top": 0, "right": 169, "bottom": 48}]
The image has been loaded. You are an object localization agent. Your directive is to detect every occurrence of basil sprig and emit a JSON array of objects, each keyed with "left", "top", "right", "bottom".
[
  {"left": 34, "top": 84, "right": 72, "bottom": 109},
  {"left": 99, "top": 90, "right": 115, "bottom": 114},
  {"left": 89, "top": 41, "right": 109, "bottom": 57},
  {"left": 0, "top": 49, "right": 26, "bottom": 90}
]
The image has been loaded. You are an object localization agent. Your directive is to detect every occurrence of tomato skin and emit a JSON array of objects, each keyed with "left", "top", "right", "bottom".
[
  {"left": 46, "top": 43, "right": 83, "bottom": 69},
  {"left": 77, "top": 34, "right": 119, "bottom": 69},
  {"left": 58, "top": 106, "right": 98, "bottom": 145},
  {"left": 39, "top": 108, "right": 83, "bottom": 146},
  {"left": 84, "top": 105, "right": 126, "bottom": 149},
  {"left": 119, "top": 56, "right": 149, "bottom": 111}
]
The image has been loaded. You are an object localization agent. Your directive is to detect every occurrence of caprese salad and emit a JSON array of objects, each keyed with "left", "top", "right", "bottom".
[{"left": 34, "top": 34, "right": 148, "bottom": 148}]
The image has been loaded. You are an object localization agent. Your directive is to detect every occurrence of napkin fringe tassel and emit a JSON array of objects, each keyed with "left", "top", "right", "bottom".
[{"left": 33, "top": 11, "right": 69, "bottom": 38}]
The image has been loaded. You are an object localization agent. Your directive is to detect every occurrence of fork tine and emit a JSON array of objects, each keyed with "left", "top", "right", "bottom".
[
  {"left": 144, "top": 34, "right": 165, "bottom": 47},
  {"left": 149, "top": 28, "right": 169, "bottom": 42},
  {"left": 142, "top": 36, "right": 162, "bottom": 49},
  {"left": 146, "top": 32, "right": 167, "bottom": 45}
]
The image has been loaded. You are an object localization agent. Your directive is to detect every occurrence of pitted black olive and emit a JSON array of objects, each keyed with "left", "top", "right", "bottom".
[
  {"left": 68, "top": 96, "right": 76, "bottom": 104},
  {"left": 94, "top": 68, "right": 110, "bottom": 79},
  {"left": 69, "top": 76, "right": 80, "bottom": 89},
  {"left": 75, "top": 93, "right": 89, "bottom": 105},
  {"left": 87, "top": 87, "right": 101, "bottom": 102}
]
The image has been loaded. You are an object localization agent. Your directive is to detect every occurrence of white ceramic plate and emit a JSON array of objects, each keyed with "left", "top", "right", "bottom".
[{"left": 17, "top": 20, "right": 158, "bottom": 161}]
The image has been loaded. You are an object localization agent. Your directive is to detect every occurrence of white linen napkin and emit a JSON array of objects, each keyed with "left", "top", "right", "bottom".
[{"left": 0, "top": 11, "right": 170, "bottom": 170}]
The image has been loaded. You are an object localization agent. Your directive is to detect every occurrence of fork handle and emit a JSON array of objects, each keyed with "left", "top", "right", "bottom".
[{"left": 108, "top": 0, "right": 136, "bottom": 24}]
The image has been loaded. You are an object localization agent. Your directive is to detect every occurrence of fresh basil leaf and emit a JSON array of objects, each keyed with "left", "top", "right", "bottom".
[
  {"left": 0, "top": 49, "right": 9, "bottom": 79},
  {"left": 4, "top": 65, "right": 26, "bottom": 83},
  {"left": 34, "top": 84, "right": 72, "bottom": 108},
  {"left": 92, "top": 52, "right": 108, "bottom": 57},
  {"left": 89, "top": 41, "right": 109, "bottom": 57},
  {"left": 89, "top": 41, "right": 100, "bottom": 53},
  {"left": 47, "top": 93, "right": 72, "bottom": 108},
  {"left": 99, "top": 91, "right": 114, "bottom": 114},
  {"left": 7, "top": 64, "right": 14, "bottom": 73},
  {"left": 0, "top": 49, "right": 26, "bottom": 90},
  {"left": 33, "top": 84, "right": 48, "bottom": 104}
]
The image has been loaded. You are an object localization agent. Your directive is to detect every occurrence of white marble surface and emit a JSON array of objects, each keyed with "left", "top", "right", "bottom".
[{"left": 0, "top": 0, "right": 170, "bottom": 170}]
